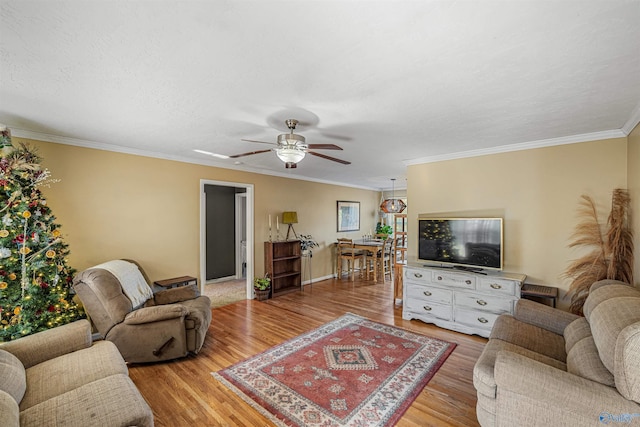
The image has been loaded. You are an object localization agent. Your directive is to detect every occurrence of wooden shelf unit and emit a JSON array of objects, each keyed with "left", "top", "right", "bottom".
[
  {"left": 264, "top": 240, "right": 302, "bottom": 297},
  {"left": 394, "top": 214, "right": 407, "bottom": 265},
  {"left": 393, "top": 214, "right": 407, "bottom": 302}
]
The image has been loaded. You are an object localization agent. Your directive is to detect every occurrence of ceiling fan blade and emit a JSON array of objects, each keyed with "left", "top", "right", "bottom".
[
  {"left": 241, "top": 139, "right": 277, "bottom": 145},
  {"left": 307, "top": 143, "right": 343, "bottom": 150},
  {"left": 229, "top": 149, "right": 272, "bottom": 158},
  {"left": 309, "top": 151, "right": 351, "bottom": 165}
]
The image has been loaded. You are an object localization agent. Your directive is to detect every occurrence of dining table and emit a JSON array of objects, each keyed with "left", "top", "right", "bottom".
[{"left": 351, "top": 238, "right": 385, "bottom": 283}]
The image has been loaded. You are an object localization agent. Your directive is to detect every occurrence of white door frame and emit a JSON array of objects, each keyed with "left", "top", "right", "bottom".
[
  {"left": 199, "top": 179, "right": 254, "bottom": 300},
  {"left": 235, "top": 193, "right": 247, "bottom": 279}
]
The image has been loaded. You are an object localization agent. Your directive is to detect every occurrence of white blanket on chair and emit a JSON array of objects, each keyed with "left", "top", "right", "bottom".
[{"left": 92, "top": 260, "right": 154, "bottom": 308}]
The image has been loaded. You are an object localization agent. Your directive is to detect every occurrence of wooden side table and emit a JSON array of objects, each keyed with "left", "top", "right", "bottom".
[
  {"left": 154, "top": 276, "right": 197, "bottom": 289},
  {"left": 393, "top": 263, "right": 404, "bottom": 304},
  {"left": 521, "top": 283, "right": 558, "bottom": 307}
]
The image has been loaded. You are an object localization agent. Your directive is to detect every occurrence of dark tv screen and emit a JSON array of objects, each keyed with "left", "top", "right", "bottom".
[{"left": 418, "top": 218, "right": 503, "bottom": 270}]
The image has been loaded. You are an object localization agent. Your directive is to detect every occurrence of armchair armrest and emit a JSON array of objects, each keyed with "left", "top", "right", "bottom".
[
  {"left": 494, "top": 351, "right": 640, "bottom": 424},
  {"left": 0, "top": 319, "right": 92, "bottom": 369},
  {"left": 151, "top": 284, "right": 200, "bottom": 306},
  {"left": 514, "top": 298, "right": 580, "bottom": 335},
  {"left": 123, "top": 304, "right": 188, "bottom": 325}
]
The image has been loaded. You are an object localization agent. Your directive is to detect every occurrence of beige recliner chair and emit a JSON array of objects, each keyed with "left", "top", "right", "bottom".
[
  {"left": 473, "top": 280, "right": 640, "bottom": 426},
  {"left": 73, "top": 260, "right": 212, "bottom": 363}
]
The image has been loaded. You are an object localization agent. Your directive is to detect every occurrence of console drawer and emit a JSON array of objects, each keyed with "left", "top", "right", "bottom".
[
  {"left": 404, "top": 267, "right": 431, "bottom": 285},
  {"left": 432, "top": 271, "right": 476, "bottom": 290},
  {"left": 454, "top": 307, "right": 501, "bottom": 330},
  {"left": 405, "top": 284, "right": 452, "bottom": 305},
  {"left": 477, "top": 277, "right": 518, "bottom": 296},
  {"left": 405, "top": 300, "right": 452, "bottom": 321},
  {"left": 455, "top": 292, "right": 513, "bottom": 314}
]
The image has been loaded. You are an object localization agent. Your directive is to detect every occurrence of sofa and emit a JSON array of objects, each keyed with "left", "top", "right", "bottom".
[
  {"left": 73, "top": 260, "right": 212, "bottom": 363},
  {"left": 473, "top": 279, "right": 640, "bottom": 426},
  {"left": 0, "top": 319, "right": 153, "bottom": 427}
]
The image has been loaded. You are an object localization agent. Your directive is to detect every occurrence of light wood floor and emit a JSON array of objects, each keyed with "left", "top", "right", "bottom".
[{"left": 128, "top": 277, "right": 486, "bottom": 426}]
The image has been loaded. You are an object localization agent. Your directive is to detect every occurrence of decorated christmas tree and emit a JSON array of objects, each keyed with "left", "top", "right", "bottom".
[{"left": 0, "top": 126, "right": 83, "bottom": 341}]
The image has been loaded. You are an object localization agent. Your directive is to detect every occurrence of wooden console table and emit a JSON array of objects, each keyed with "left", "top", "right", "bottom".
[
  {"left": 521, "top": 283, "right": 558, "bottom": 307},
  {"left": 154, "top": 276, "right": 197, "bottom": 289}
]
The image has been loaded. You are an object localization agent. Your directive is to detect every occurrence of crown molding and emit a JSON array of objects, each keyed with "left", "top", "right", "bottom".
[
  {"left": 404, "top": 128, "right": 627, "bottom": 166},
  {"left": 9, "top": 128, "right": 378, "bottom": 191},
  {"left": 622, "top": 101, "right": 640, "bottom": 135}
]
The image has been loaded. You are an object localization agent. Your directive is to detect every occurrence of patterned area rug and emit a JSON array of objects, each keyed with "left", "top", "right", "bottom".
[{"left": 212, "top": 313, "right": 456, "bottom": 426}]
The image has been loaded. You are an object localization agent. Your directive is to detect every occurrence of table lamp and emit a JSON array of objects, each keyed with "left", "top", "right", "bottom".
[{"left": 282, "top": 211, "right": 299, "bottom": 240}]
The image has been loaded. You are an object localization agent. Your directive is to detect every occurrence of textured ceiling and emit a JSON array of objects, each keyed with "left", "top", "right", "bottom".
[{"left": 1, "top": 1, "right": 639, "bottom": 190}]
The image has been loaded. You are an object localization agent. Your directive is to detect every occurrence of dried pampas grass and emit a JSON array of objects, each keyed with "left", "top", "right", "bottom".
[{"left": 564, "top": 189, "right": 634, "bottom": 315}]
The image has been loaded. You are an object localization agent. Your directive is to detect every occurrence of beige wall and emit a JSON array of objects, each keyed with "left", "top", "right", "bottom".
[
  {"left": 17, "top": 138, "right": 380, "bottom": 285},
  {"left": 629, "top": 123, "right": 640, "bottom": 283},
  {"left": 407, "top": 137, "right": 629, "bottom": 309},
  {"left": 16, "top": 132, "right": 638, "bottom": 309}
]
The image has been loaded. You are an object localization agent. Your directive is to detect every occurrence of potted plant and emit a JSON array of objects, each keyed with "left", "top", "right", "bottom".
[
  {"left": 253, "top": 274, "right": 271, "bottom": 301},
  {"left": 375, "top": 223, "right": 393, "bottom": 239},
  {"left": 299, "top": 234, "right": 319, "bottom": 256}
]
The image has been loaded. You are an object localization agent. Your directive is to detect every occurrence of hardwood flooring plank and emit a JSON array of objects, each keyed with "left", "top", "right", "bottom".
[{"left": 127, "top": 277, "right": 484, "bottom": 426}]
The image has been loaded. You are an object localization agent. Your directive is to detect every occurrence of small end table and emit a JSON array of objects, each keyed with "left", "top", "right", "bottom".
[
  {"left": 154, "top": 276, "right": 197, "bottom": 289},
  {"left": 521, "top": 283, "right": 558, "bottom": 308}
]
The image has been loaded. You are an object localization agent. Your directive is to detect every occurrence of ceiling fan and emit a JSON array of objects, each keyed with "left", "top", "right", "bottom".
[{"left": 231, "top": 119, "right": 351, "bottom": 169}]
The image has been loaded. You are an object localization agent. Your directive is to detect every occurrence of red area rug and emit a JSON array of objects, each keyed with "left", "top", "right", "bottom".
[{"left": 212, "top": 313, "right": 456, "bottom": 426}]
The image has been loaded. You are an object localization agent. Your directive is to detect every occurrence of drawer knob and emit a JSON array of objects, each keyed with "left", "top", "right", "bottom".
[
  {"left": 414, "top": 273, "right": 423, "bottom": 278},
  {"left": 437, "top": 276, "right": 443, "bottom": 281},
  {"left": 423, "top": 305, "right": 432, "bottom": 311},
  {"left": 465, "top": 280, "right": 472, "bottom": 285},
  {"left": 490, "top": 283, "right": 502, "bottom": 289},
  {"left": 476, "top": 299, "right": 488, "bottom": 306},
  {"left": 423, "top": 291, "right": 432, "bottom": 296},
  {"left": 478, "top": 317, "right": 489, "bottom": 324}
]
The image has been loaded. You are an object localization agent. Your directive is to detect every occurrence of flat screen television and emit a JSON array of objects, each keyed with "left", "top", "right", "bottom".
[{"left": 418, "top": 218, "right": 503, "bottom": 271}]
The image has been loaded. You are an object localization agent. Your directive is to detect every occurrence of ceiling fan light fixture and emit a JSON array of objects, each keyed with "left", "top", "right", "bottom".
[
  {"left": 277, "top": 133, "right": 305, "bottom": 145},
  {"left": 276, "top": 147, "right": 306, "bottom": 164}
]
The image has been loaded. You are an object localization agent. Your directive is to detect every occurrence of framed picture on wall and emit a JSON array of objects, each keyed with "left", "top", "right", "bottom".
[{"left": 337, "top": 201, "right": 360, "bottom": 232}]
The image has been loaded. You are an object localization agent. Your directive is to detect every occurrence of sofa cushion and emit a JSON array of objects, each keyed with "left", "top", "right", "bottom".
[
  {"left": 583, "top": 283, "right": 640, "bottom": 319},
  {"left": 490, "top": 314, "right": 567, "bottom": 362},
  {"left": 19, "top": 374, "right": 153, "bottom": 427},
  {"left": 73, "top": 268, "right": 135, "bottom": 338},
  {"left": 566, "top": 335, "right": 615, "bottom": 386},
  {"left": 0, "top": 390, "right": 19, "bottom": 427},
  {"left": 614, "top": 323, "right": 640, "bottom": 403},
  {"left": 20, "top": 341, "right": 128, "bottom": 410},
  {"left": 564, "top": 317, "right": 592, "bottom": 354},
  {"left": 0, "top": 320, "right": 92, "bottom": 369},
  {"left": 588, "top": 297, "right": 640, "bottom": 373},
  {"left": 0, "top": 349, "right": 26, "bottom": 404}
]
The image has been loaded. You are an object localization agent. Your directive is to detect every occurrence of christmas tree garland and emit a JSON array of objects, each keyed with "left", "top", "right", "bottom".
[{"left": 0, "top": 126, "right": 84, "bottom": 341}]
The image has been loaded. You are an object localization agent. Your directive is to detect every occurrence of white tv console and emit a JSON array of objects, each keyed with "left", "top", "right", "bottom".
[{"left": 402, "top": 263, "right": 526, "bottom": 338}]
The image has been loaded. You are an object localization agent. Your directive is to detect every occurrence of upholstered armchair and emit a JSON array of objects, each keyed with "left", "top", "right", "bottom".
[{"left": 73, "top": 260, "right": 212, "bottom": 363}]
